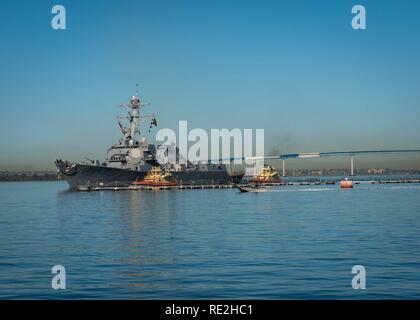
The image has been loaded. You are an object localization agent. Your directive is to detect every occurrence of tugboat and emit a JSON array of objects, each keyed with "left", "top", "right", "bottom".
[
  {"left": 249, "top": 165, "right": 281, "bottom": 185},
  {"left": 132, "top": 166, "right": 178, "bottom": 187}
]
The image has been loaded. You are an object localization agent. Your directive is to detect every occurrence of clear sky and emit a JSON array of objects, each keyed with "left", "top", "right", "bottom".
[{"left": 0, "top": 0, "right": 419, "bottom": 170}]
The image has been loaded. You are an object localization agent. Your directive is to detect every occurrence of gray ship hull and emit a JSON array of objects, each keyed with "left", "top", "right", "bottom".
[
  {"left": 56, "top": 161, "right": 238, "bottom": 190},
  {"left": 56, "top": 163, "right": 146, "bottom": 190},
  {"left": 172, "top": 171, "right": 230, "bottom": 186}
]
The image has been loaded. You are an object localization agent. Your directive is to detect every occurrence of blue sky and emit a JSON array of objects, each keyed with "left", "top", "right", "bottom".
[{"left": 0, "top": 0, "right": 419, "bottom": 170}]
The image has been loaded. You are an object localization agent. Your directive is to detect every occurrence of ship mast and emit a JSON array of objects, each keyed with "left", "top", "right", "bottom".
[
  {"left": 128, "top": 89, "right": 140, "bottom": 145},
  {"left": 117, "top": 84, "right": 157, "bottom": 146}
]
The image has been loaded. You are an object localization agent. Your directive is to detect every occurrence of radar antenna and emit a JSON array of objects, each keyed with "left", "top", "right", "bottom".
[
  {"left": 135, "top": 83, "right": 139, "bottom": 97},
  {"left": 115, "top": 84, "right": 158, "bottom": 144}
]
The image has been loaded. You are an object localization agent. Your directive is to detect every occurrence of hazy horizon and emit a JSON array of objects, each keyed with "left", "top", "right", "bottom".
[{"left": 1, "top": 0, "right": 420, "bottom": 171}]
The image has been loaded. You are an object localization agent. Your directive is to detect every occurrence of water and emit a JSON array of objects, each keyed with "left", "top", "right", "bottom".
[{"left": 1, "top": 180, "right": 420, "bottom": 299}]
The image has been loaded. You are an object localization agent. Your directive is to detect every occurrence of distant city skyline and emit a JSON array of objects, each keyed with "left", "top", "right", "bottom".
[{"left": 0, "top": 0, "right": 420, "bottom": 170}]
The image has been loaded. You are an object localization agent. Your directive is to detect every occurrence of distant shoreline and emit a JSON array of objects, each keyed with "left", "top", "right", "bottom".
[
  {"left": 0, "top": 172, "right": 59, "bottom": 182},
  {"left": 1, "top": 169, "right": 420, "bottom": 182}
]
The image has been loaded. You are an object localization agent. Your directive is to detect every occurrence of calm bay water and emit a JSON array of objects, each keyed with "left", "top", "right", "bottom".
[{"left": 1, "top": 180, "right": 420, "bottom": 299}]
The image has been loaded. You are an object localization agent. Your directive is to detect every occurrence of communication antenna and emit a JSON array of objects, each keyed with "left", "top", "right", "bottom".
[{"left": 135, "top": 83, "right": 139, "bottom": 97}]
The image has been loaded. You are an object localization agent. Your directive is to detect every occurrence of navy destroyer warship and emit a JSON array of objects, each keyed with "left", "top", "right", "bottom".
[{"left": 56, "top": 88, "right": 243, "bottom": 190}]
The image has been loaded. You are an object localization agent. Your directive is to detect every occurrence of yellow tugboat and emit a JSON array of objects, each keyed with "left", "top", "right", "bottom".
[
  {"left": 133, "top": 166, "right": 178, "bottom": 186},
  {"left": 250, "top": 165, "right": 282, "bottom": 185}
]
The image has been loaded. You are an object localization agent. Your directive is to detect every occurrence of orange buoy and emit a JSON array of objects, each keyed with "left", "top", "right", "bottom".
[{"left": 340, "top": 178, "right": 353, "bottom": 189}]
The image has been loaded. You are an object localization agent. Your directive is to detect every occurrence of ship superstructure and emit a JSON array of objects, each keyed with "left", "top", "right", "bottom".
[{"left": 105, "top": 92, "right": 158, "bottom": 171}]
